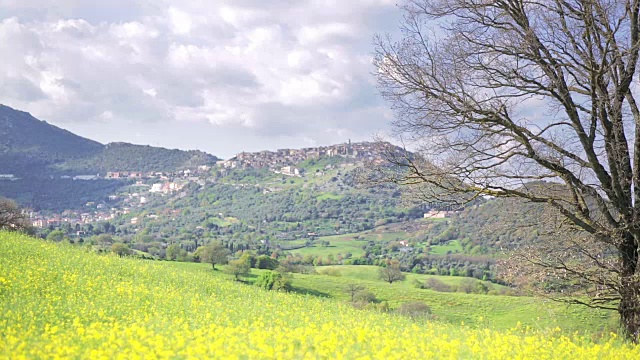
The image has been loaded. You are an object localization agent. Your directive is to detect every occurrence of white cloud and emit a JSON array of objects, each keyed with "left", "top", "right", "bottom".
[
  {"left": 167, "top": 7, "right": 192, "bottom": 35},
  {"left": 143, "top": 88, "right": 157, "bottom": 97},
  {"left": 0, "top": 0, "right": 403, "bottom": 157},
  {"left": 297, "top": 23, "right": 356, "bottom": 45},
  {"left": 98, "top": 110, "right": 114, "bottom": 121}
]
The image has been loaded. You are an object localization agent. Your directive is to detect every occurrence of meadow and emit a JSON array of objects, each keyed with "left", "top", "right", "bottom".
[
  {"left": 1, "top": 231, "right": 638, "bottom": 359},
  {"left": 285, "top": 228, "right": 414, "bottom": 258},
  {"left": 284, "top": 220, "right": 466, "bottom": 259},
  {"left": 171, "top": 262, "right": 616, "bottom": 333}
]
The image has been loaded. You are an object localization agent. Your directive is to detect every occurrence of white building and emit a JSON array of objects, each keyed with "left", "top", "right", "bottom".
[{"left": 150, "top": 183, "right": 163, "bottom": 193}]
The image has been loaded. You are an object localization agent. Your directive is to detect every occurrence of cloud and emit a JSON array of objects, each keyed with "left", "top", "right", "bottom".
[{"left": 0, "top": 0, "right": 402, "bottom": 158}]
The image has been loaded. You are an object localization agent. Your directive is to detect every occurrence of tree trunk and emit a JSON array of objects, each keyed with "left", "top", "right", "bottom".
[
  {"left": 619, "top": 277, "right": 640, "bottom": 342},
  {"left": 619, "top": 232, "right": 640, "bottom": 342}
]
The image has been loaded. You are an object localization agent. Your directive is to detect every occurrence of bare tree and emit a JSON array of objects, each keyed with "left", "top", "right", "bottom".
[
  {"left": 373, "top": 0, "right": 640, "bottom": 340},
  {"left": 345, "top": 283, "right": 365, "bottom": 302},
  {"left": 0, "top": 197, "right": 30, "bottom": 233}
]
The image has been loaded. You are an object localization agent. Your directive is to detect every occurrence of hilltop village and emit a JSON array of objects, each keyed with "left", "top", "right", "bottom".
[
  {"left": 27, "top": 141, "right": 405, "bottom": 228},
  {"left": 222, "top": 141, "right": 402, "bottom": 170}
]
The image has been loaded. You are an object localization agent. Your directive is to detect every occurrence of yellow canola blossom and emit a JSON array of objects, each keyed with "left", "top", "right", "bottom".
[{"left": 1, "top": 232, "right": 639, "bottom": 359}]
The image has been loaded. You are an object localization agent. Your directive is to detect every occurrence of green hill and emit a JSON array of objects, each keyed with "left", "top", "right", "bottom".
[
  {"left": 0, "top": 104, "right": 218, "bottom": 176},
  {"left": 57, "top": 142, "right": 218, "bottom": 173},
  {"left": 0, "top": 104, "right": 103, "bottom": 175},
  {"left": 0, "top": 104, "right": 219, "bottom": 210},
  {"left": 110, "top": 160, "right": 422, "bottom": 249},
  {"left": 1, "top": 231, "right": 637, "bottom": 358}
]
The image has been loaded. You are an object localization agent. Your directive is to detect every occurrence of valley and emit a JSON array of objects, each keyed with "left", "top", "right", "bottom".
[
  {"left": 0, "top": 104, "right": 556, "bottom": 290},
  {"left": 3, "top": 0, "right": 640, "bottom": 355},
  {"left": 0, "top": 104, "right": 635, "bottom": 356}
]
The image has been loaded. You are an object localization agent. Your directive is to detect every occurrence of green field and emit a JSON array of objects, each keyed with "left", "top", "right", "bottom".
[
  {"left": 429, "top": 239, "right": 465, "bottom": 255},
  {"left": 312, "top": 265, "right": 492, "bottom": 287},
  {"left": 282, "top": 220, "right": 489, "bottom": 259},
  {"left": 208, "top": 216, "right": 239, "bottom": 227},
  {"left": 286, "top": 236, "right": 369, "bottom": 257},
  {"left": 285, "top": 229, "right": 410, "bottom": 258},
  {"left": 288, "top": 265, "right": 615, "bottom": 332},
  {"left": 167, "top": 262, "right": 616, "bottom": 334},
  {"left": 2, "top": 232, "right": 636, "bottom": 359}
]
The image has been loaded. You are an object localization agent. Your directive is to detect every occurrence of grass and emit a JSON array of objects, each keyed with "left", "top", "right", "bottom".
[
  {"left": 284, "top": 229, "right": 411, "bottom": 258},
  {"left": 314, "top": 265, "right": 487, "bottom": 286},
  {"left": 429, "top": 239, "right": 465, "bottom": 255},
  {"left": 315, "top": 192, "right": 345, "bottom": 201},
  {"left": 282, "top": 220, "right": 490, "bottom": 259},
  {"left": 208, "top": 216, "right": 239, "bottom": 227},
  {"left": 288, "top": 271, "right": 614, "bottom": 332},
  {"left": 2, "top": 232, "right": 636, "bottom": 359},
  {"left": 291, "top": 266, "right": 617, "bottom": 333},
  {"left": 169, "top": 262, "right": 617, "bottom": 334},
  {"left": 287, "top": 238, "right": 369, "bottom": 257}
]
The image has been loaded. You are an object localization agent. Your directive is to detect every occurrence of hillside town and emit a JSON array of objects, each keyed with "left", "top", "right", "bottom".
[
  {"left": 221, "top": 141, "right": 404, "bottom": 170},
  {"left": 27, "top": 141, "right": 405, "bottom": 228}
]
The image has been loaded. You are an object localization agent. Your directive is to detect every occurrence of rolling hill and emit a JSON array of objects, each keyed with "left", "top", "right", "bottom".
[
  {"left": 1, "top": 231, "right": 634, "bottom": 358},
  {"left": 1, "top": 103, "right": 558, "bottom": 270},
  {"left": 0, "top": 104, "right": 219, "bottom": 210},
  {"left": 0, "top": 105, "right": 103, "bottom": 176},
  {"left": 0, "top": 104, "right": 218, "bottom": 176}
]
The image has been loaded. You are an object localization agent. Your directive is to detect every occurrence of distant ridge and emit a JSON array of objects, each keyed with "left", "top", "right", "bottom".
[
  {"left": 0, "top": 105, "right": 103, "bottom": 175},
  {"left": 0, "top": 104, "right": 219, "bottom": 176}
]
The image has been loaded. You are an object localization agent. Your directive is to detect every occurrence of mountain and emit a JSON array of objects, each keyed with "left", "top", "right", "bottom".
[
  {"left": 68, "top": 156, "right": 553, "bottom": 281},
  {"left": 56, "top": 142, "right": 219, "bottom": 174},
  {"left": 0, "top": 105, "right": 103, "bottom": 176},
  {"left": 0, "top": 104, "right": 219, "bottom": 176},
  {"left": 0, "top": 104, "right": 220, "bottom": 210},
  {"left": 106, "top": 156, "right": 422, "bottom": 248}
]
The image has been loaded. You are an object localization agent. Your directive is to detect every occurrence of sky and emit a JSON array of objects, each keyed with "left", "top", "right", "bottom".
[{"left": 0, "top": 0, "right": 403, "bottom": 159}]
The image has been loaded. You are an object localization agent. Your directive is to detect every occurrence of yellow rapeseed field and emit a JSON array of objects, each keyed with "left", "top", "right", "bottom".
[{"left": 1, "top": 232, "right": 639, "bottom": 359}]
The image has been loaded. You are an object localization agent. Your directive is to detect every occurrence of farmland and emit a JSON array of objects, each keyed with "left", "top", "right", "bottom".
[{"left": 2, "top": 232, "right": 637, "bottom": 359}]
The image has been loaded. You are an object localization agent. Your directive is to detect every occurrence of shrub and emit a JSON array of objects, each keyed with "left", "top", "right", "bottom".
[
  {"left": 255, "top": 255, "right": 279, "bottom": 270},
  {"left": 423, "top": 278, "right": 453, "bottom": 292},
  {"left": 297, "top": 266, "right": 317, "bottom": 275},
  {"left": 255, "top": 271, "right": 291, "bottom": 291},
  {"left": 374, "top": 301, "right": 390, "bottom": 313},
  {"left": 239, "top": 253, "right": 256, "bottom": 268},
  {"left": 176, "top": 250, "right": 192, "bottom": 262},
  {"left": 319, "top": 268, "right": 342, "bottom": 277},
  {"left": 354, "top": 290, "right": 378, "bottom": 303},
  {"left": 396, "top": 301, "right": 432, "bottom": 319},
  {"left": 111, "top": 243, "right": 131, "bottom": 257},
  {"left": 276, "top": 264, "right": 316, "bottom": 274},
  {"left": 226, "top": 259, "right": 250, "bottom": 280},
  {"left": 459, "top": 278, "right": 482, "bottom": 294}
]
